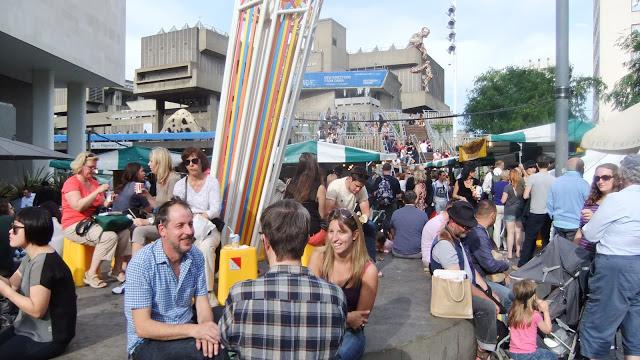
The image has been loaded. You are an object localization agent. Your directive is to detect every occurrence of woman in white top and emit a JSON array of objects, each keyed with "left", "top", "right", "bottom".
[{"left": 173, "top": 147, "right": 222, "bottom": 306}]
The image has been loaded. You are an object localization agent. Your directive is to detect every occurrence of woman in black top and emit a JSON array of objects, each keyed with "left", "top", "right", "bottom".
[
  {"left": 284, "top": 153, "right": 327, "bottom": 245},
  {"left": 453, "top": 165, "right": 481, "bottom": 207},
  {"left": 0, "top": 207, "right": 76, "bottom": 359}
]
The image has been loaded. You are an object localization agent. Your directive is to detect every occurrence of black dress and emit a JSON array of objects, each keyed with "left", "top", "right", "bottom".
[{"left": 456, "top": 178, "right": 480, "bottom": 207}]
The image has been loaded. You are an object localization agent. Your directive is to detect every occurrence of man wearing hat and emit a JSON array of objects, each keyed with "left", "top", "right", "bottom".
[{"left": 430, "top": 201, "right": 504, "bottom": 356}]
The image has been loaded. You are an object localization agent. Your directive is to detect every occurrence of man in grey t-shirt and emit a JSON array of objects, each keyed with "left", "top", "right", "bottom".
[{"left": 518, "top": 158, "right": 555, "bottom": 267}]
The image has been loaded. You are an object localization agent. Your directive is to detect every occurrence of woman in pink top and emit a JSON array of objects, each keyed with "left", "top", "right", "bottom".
[
  {"left": 508, "top": 280, "right": 555, "bottom": 360},
  {"left": 61, "top": 152, "right": 130, "bottom": 288}
]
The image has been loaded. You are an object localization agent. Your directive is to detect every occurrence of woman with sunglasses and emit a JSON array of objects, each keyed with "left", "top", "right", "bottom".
[
  {"left": 574, "top": 163, "right": 621, "bottom": 255},
  {"left": 0, "top": 207, "right": 76, "bottom": 358},
  {"left": 173, "top": 147, "right": 221, "bottom": 306},
  {"left": 61, "top": 152, "right": 130, "bottom": 289},
  {"left": 308, "top": 208, "right": 379, "bottom": 360}
]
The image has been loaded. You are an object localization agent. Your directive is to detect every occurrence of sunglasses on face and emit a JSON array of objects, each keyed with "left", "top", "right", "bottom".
[
  {"left": 10, "top": 224, "right": 24, "bottom": 235},
  {"left": 594, "top": 175, "right": 613, "bottom": 182},
  {"left": 183, "top": 158, "right": 200, "bottom": 166}
]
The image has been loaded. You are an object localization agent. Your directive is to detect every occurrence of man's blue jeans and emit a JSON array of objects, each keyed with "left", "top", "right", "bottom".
[
  {"left": 336, "top": 328, "right": 365, "bottom": 360},
  {"left": 362, "top": 220, "right": 378, "bottom": 261},
  {"left": 487, "top": 281, "right": 513, "bottom": 312},
  {"left": 132, "top": 338, "right": 229, "bottom": 360}
]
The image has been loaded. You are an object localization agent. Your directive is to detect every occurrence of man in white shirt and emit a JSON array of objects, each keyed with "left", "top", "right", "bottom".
[
  {"left": 481, "top": 160, "right": 504, "bottom": 199},
  {"left": 19, "top": 188, "right": 35, "bottom": 208}
]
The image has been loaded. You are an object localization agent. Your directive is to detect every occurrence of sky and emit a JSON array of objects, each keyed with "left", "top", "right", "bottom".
[{"left": 126, "top": 0, "right": 594, "bottom": 115}]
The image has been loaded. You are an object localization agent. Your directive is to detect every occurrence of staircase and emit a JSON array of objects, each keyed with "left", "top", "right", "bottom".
[{"left": 405, "top": 124, "right": 428, "bottom": 144}]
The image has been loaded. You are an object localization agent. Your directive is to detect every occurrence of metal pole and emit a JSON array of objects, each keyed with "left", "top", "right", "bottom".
[{"left": 555, "top": 0, "right": 569, "bottom": 174}]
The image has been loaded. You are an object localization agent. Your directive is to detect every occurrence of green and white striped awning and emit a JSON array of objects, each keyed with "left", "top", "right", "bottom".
[
  {"left": 490, "top": 119, "right": 594, "bottom": 143},
  {"left": 284, "top": 140, "right": 396, "bottom": 164},
  {"left": 49, "top": 146, "right": 182, "bottom": 171},
  {"left": 424, "top": 156, "right": 458, "bottom": 168}
]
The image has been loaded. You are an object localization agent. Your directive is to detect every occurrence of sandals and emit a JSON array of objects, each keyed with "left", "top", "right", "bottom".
[{"left": 83, "top": 272, "right": 107, "bottom": 289}]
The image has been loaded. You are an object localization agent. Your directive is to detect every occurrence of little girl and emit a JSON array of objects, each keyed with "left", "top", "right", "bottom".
[{"left": 508, "top": 280, "right": 556, "bottom": 360}]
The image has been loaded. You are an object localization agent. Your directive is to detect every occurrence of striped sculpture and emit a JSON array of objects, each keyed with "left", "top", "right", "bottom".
[{"left": 212, "top": 0, "right": 323, "bottom": 246}]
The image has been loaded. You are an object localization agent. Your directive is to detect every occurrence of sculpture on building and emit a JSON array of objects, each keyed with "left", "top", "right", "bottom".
[
  {"left": 408, "top": 27, "right": 433, "bottom": 92},
  {"left": 161, "top": 109, "right": 204, "bottom": 132}
]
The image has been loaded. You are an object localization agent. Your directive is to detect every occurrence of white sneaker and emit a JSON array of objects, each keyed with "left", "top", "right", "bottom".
[{"left": 112, "top": 282, "right": 125, "bottom": 295}]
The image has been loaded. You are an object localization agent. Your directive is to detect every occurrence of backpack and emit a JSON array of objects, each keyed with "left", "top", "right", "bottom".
[{"left": 376, "top": 176, "right": 395, "bottom": 207}]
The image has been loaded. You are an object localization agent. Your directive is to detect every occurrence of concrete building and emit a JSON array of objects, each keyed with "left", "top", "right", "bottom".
[
  {"left": 0, "top": 0, "right": 125, "bottom": 177},
  {"left": 55, "top": 81, "right": 139, "bottom": 115},
  {"left": 593, "top": 0, "right": 640, "bottom": 122},
  {"left": 300, "top": 18, "right": 449, "bottom": 114},
  {"left": 134, "top": 23, "right": 228, "bottom": 132}
]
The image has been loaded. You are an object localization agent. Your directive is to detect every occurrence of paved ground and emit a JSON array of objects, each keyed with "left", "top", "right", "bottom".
[{"left": 56, "top": 253, "right": 623, "bottom": 360}]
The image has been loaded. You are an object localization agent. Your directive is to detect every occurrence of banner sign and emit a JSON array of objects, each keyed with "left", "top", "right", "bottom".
[{"left": 302, "top": 70, "right": 387, "bottom": 89}]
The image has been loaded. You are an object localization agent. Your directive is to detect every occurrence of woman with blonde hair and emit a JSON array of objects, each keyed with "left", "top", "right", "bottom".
[
  {"left": 309, "top": 208, "right": 379, "bottom": 360},
  {"left": 130, "top": 147, "right": 181, "bottom": 254},
  {"left": 501, "top": 168, "right": 525, "bottom": 259},
  {"left": 412, "top": 169, "right": 429, "bottom": 212},
  {"left": 61, "top": 152, "right": 130, "bottom": 288}
]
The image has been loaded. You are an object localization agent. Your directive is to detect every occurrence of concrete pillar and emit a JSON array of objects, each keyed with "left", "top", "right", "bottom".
[
  {"left": 67, "top": 82, "right": 87, "bottom": 156},
  {"left": 156, "top": 99, "right": 165, "bottom": 132},
  {"left": 207, "top": 94, "right": 219, "bottom": 132},
  {"left": 31, "top": 69, "right": 55, "bottom": 171}
]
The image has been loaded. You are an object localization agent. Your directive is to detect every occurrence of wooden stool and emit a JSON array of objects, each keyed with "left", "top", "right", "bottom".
[
  {"left": 217, "top": 245, "right": 258, "bottom": 305},
  {"left": 62, "top": 238, "right": 95, "bottom": 287}
]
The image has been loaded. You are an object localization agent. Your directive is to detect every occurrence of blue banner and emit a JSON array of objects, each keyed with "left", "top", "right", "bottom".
[{"left": 302, "top": 70, "right": 387, "bottom": 89}]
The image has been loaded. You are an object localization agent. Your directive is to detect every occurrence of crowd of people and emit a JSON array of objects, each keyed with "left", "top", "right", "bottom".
[{"left": 0, "top": 146, "right": 637, "bottom": 360}]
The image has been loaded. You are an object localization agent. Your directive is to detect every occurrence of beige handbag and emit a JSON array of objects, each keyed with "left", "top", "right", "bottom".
[{"left": 430, "top": 271, "right": 473, "bottom": 319}]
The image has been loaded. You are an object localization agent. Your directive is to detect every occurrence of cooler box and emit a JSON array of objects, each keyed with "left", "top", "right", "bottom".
[{"left": 217, "top": 245, "right": 258, "bottom": 305}]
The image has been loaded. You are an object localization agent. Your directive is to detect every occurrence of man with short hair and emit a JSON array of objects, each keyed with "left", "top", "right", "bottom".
[
  {"left": 326, "top": 166, "right": 377, "bottom": 260},
  {"left": 125, "top": 199, "right": 221, "bottom": 360},
  {"left": 372, "top": 163, "right": 402, "bottom": 235},
  {"left": 19, "top": 188, "right": 35, "bottom": 209},
  {"left": 390, "top": 191, "right": 429, "bottom": 258},
  {"left": 547, "top": 157, "right": 590, "bottom": 242},
  {"left": 466, "top": 200, "right": 510, "bottom": 278},
  {"left": 220, "top": 200, "right": 347, "bottom": 359},
  {"left": 519, "top": 157, "right": 555, "bottom": 267}
]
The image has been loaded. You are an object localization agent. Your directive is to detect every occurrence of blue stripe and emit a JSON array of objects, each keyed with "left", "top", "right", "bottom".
[{"left": 53, "top": 132, "right": 215, "bottom": 143}]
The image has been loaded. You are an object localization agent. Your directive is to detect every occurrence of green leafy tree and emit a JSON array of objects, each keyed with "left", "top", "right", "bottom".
[
  {"left": 605, "top": 31, "right": 640, "bottom": 111},
  {"left": 463, "top": 66, "right": 604, "bottom": 134}
]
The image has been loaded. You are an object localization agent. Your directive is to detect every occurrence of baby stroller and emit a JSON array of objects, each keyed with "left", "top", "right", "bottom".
[{"left": 493, "top": 236, "right": 592, "bottom": 360}]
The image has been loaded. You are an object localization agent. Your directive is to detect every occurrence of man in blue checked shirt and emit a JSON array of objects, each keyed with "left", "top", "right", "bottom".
[
  {"left": 125, "top": 199, "right": 222, "bottom": 360},
  {"left": 219, "top": 200, "right": 348, "bottom": 359}
]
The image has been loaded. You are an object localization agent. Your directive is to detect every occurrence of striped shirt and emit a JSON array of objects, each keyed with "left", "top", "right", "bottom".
[
  {"left": 219, "top": 265, "right": 347, "bottom": 359},
  {"left": 124, "top": 239, "right": 207, "bottom": 355}
]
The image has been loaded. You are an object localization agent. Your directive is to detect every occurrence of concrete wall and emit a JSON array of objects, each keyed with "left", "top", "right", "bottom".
[
  {"left": 594, "top": 0, "right": 640, "bottom": 122},
  {"left": 297, "top": 91, "right": 337, "bottom": 113},
  {"left": 0, "top": 0, "right": 125, "bottom": 85},
  {"left": 0, "top": 78, "right": 36, "bottom": 182},
  {"left": 312, "top": 19, "right": 348, "bottom": 71}
]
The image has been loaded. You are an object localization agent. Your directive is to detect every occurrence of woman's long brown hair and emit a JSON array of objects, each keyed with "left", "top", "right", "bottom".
[
  {"left": 321, "top": 208, "right": 369, "bottom": 288},
  {"left": 586, "top": 163, "right": 621, "bottom": 206}
]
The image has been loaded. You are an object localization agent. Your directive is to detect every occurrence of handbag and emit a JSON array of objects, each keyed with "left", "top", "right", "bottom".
[
  {"left": 430, "top": 270, "right": 473, "bottom": 319},
  {"left": 94, "top": 214, "right": 133, "bottom": 232},
  {"left": 75, "top": 217, "right": 95, "bottom": 236}
]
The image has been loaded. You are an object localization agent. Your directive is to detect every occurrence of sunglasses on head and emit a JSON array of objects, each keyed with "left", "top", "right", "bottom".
[
  {"left": 594, "top": 175, "right": 613, "bottom": 182},
  {"left": 183, "top": 158, "right": 200, "bottom": 166},
  {"left": 10, "top": 224, "right": 24, "bottom": 235},
  {"left": 331, "top": 208, "right": 357, "bottom": 222}
]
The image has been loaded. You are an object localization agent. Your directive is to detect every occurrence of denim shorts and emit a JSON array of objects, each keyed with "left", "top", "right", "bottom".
[{"left": 579, "top": 254, "right": 640, "bottom": 358}]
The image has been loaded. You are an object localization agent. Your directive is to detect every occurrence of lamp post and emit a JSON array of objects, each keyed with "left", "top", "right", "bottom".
[{"left": 555, "top": 0, "right": 569, "bottom": 174}]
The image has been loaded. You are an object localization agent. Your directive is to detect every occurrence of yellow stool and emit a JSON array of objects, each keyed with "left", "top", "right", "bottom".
[
  {"left": 301, "top": 243, "right": 317, "bottom": 267},
  {"left": 62, "top": 238, "right": 95, "bottom": 287},
  {"left": 217, "top": 245, "right": 258, "bottom": 305}
]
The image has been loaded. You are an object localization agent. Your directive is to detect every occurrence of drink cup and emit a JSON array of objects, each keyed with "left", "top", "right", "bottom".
[
  {"left": 134, "top": 182, "right": 144, "bottom": 194},
  {"left": 105, "top": 191, "right": 113, "bottom": 202}
]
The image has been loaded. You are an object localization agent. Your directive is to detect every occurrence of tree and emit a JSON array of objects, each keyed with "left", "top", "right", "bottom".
[
  {"left": 463, "top": 66, "right": 603, "bottom": 134},
  {"left": 605, "top": 31, "right": 640, "bottom": 111}
]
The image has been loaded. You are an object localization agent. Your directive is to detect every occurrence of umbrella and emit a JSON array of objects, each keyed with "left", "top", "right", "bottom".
[
  {"left": 581, "top": 102, "right": 640, "bottom": 151},
  {"left": 0, "top": 136, "right": 72, "bottom": 160},
  {"left": 283, "top": 140, "right": 396, "bottom": 164},
  {"left": 49, "top": 146, "right": 182, "bottom": 171},
  {"left": 490, "top": 119, "right": 594, "bottom": 143}
]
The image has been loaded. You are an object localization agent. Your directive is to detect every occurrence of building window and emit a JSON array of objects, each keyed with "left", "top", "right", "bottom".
[
  {"left": 633, "top": 0, "right": 640, "bottom": 11},
  {"left": 633, "top": 24, "right": 640, "bottom": 33},
  {"left": 332, "top": 37, "right": 337, "bottom": 47}
]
